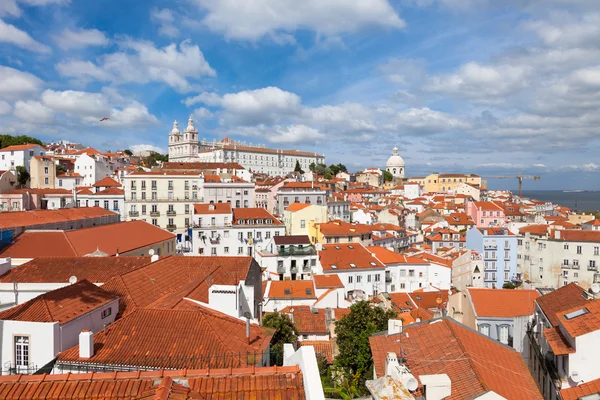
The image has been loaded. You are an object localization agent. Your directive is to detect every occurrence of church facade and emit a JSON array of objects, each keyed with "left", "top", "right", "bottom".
[{"left": 168, "top": 118, "right": 325, "bottom": 176}]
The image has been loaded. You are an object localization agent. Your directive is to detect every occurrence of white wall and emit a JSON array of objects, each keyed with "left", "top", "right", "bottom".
[
  {"left": 0, "top": 283, "right": 68, "bottom": 310},
  {"left": 0, "top": 320, "right": 58, "bottom": 372},
  {"left": 568, "top": 330, "right": 600, "bottom": 385}
]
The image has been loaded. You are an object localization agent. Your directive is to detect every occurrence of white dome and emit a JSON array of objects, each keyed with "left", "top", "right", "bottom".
[
  {"left": 185, "top": 115, "right": 197, "bottom": 133},
  {"left": 386, "top": 146, "right": 405, "bottom": 168},
  {"left": 170, "top": 120, "right": 180, "bottom": 135}
]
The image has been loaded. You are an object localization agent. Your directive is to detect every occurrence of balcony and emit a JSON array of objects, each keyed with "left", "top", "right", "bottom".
[
  {"left": 167, "top": 210, "right": 177, "bottom": 216},
  {"left": 277, "top": 266, "right": 285, "bottom": 274},
  {"left": 572, "top": 264, "right": 580, "bottom": 270},
  {"left": 129, "top": 211, "right": 139, "bottom": 217},
  {"left": 277, "top": 246, "right": 317, "bottom": 257},
  {"left": 290, "top": 267, "right": 298, "bottom": 274},
  {"left": 385, "top": 275, "right": 392, "bottom": 283},
  {"left": 588, "top": 265, "right": 598, "bottom": 272},
  {"left": 562, "top": 263, "right": 570, "bottom": 269},
  {"left": 484, "top": 244, "right": 497, "bottom": 250},
  {"left": 150, "top": 211, "right": 160, "bottom": 217},
  {"left": 166, "top": 224, "right": 177, "bottom": 231}
]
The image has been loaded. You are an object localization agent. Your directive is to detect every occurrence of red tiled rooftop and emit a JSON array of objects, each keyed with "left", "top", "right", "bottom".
[
  {"left": 520, "top": 224, "right": 550, "bottom": 236},
  {"left": 313, "top": 274, "right": 344, "bottom": 289},
  {"left": 557, "top": 298, "right": 600, "bottom": 338},
  {"left": 561, "top": 377, "right": 600, "bottom": 400},
  {"left": 92, "top": 176, "right": 121, "bottom": 187},
  {"left": 536, "top": 283, "right": 590, "bottom": 327},
  {"left": 543, "top": 327, "right": 575, "bottom": 355},
  {"left": 298, "top": 340, "right": 334, "bottom": 364},
  {"left": 280, "top": 305, "right": 328, "bottom": 334},
  {"left": 193, "top": 202, "right": 232, "bottom": 214},
  {"left": 0, "top": 207, "right": 117, "bottom": 229},
  {"left": 367, "top": 246, "right": 428, "bottom": 265},
  {"left": 0, "top": 257, "right": 151, "bottom": 283},
  {"left": 468, "top": 288, "right": 540, "bottom": 318},
  {"left": 370, "top": 318, "right": 542, "bottom": 400},
  {"left": 58, "top": 307, "right": 273, "bottom": 369},
  {"left": 0, "top": 143, "right": 42, "bottom": 151},
  {"left": 317, "top": 220, "right": 372, "bottom": 236},
  {"left": 286, "top": 203, "right": 312, "bottom": 211},
  {"left": 0, "top": 280, "right": 117, "bottom": 324},
  {"left": 233, "top": 208, "right": 282, "bottom": 224},
  {"left": 319, "top": 243, "right": 386, "bottom": 271},
  {"left": 555, "top": 229, "right": 600, "bottom": 242},
  {"left": 267, "top": 280, "right": 316, "bottom": 299}
]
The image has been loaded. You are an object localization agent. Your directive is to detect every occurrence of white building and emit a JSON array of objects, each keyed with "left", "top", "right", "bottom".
[
  {"left": 76, "top": 177, "right": 125, "bottom": 220},
  {"left": 56, "top": 172, "right": 83, "bottom": 191},
  {"left": 385, "top": 146, "right": 405, "bottom": 181},
  {"left": 191, "top": 204, "right": 285, "bottom": 257},
  {"left": 0, "top": 144, "right": 45, "bottom": 172},
  {"left": 75, "top": 153, "right": 113, "bottom": 187},
  {"left": 0, "top": 280, "right": 118, "bottom": 374},
  {"left": 315, "top": 243, "right": 387, "bottom": 300},
  {"left": 403, "top": 182, "right": 421, "bottom": 200},
  {"left": 263, "top": 280, "right": 317, "bottom": 313},
  {"left": 255, "top": 235, "right": 318, "bottom": 280},
  {"left": 168, "top": 130, "right": 325, "bottom": 176}
]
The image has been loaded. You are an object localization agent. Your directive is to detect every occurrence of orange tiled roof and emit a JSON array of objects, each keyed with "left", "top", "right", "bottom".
[
  {"left": 0, "top": 207, "right": 117, "bottom": 230},
  {"left": 409, "top": 290, "right": 454, "bottom": 309},
  {"left": 313, "top": 274, "right": 344, "bottom": 289},
  {"left": 92, "top": 176, "right": 121, "bottom": 187},
  {"left": 536, "top": 283, "right": 590, "bottom": 327},
  {"left": 543, "top": 327, "right": 575, "bottom": 355},
  {"left": 473, "top": 201, "right": 503, "bottom": 211},
  {"left": 0, "top": 220, "right": 174, "bottom": 258},
  {"left": 280, "top": 306, "right": 328, "bottom": 334},
  {"left": 520, "top": 224, "right": 550, "bottom": 236},
  {"left": 194, "top": 203, "right": 232, "bottom": 214},
  {"left": 555, "top": 229, "right": 600, "bottom": 242},
  {"left": 0, "top": 280, "right": 117, "bottom": 324},
  {"left": 389, "top": 292, "right": 415, "bottom": 312},
  {"left": 367, "top": 246, "right": 428, "bottom": 265},
  {"left": 557, "top": 298, "right": 600, "bottom": 337},
  {"left": 370, "top": 318, "right": 542, "bottom": 400},
  {"left": 58, "top": 307, "right": 273, "bottom": 369},
  {"left": 561, "top": 377, "right": 600, "bottom": 400},
  {"left": 319, "top": 243, "right": 386, "bottom": 271},
  {"left": 267, "top": 280, "right": 316, "bottom": 299},
  {"left": 286, "top": 203, "right": 312, "bottom": 211},
  {"left": 93, "top": 187, "right": 124, "bottom": 195},
  {"left": 317, "top": 220, "right": 372, "bottom": 236},
  {"left": 468, "top": 288, "right": 539, "bottom": 318},
  {"left": 0, "top": 143, "right": 42, "bottom": 151},
  {"left": 233, "top": 208, "right": 282, "bottom": 225},
  {"left": 445, "top": 212, "right": 475, "bottom": 226},
  {"left": 0, "top": 257, "right": 150, "bottom": 283},
  {"left": 298, "top": 340, "right": 334, "bottom": 364}
]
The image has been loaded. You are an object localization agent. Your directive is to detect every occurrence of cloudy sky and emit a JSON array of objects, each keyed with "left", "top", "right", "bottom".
[{"left": 0, "top": 0, "right": 599, "bottom": 189}]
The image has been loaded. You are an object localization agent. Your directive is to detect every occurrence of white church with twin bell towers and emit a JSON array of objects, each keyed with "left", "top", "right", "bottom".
[{"left": 168, "top": 117, "right": 326, "bottom": 175}]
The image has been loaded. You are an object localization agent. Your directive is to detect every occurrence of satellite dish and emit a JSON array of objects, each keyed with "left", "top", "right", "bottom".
[
  {"left": 69, "top": 276, "right": 77, "bottom": 284},
  {"left": 405, "top": 377, "right": 419, "bottom": 392},
  {"left": 149, "top": 249, "right": 155, "bottom": 256},
  {"left": 570, "top": 371, "right": 581, "bottom": 382},
  {"left": 591, "top": 284, "right": 600, "bottom": 294}
]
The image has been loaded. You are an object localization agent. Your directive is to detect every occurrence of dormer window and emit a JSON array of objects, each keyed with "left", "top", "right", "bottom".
[
  {"left": 331, "top": 264, "right": 338, "bottom": 269},
  {"left": 238, "top": 220, "right": 244, "bottom": 225},
  {"left": 248, "top": 219, "right": 254, "bottom": 224},
  {"left": 209, "top": 205, "right": 215, "bottom": 211},
  {"left": 266, "top": 219, "right": 272, "bottom": 224},
  {"left": 257, "top": 219, "right": 263, "bottom": 224}
]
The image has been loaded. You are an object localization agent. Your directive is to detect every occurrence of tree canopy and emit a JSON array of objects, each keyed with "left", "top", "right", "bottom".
[
  {"left": 329, "top": 163, "right": 348, "bottom": 176},
  {"left": 262, "top": 312, "right": 298, "bottom": 366},
  {"left": 0, "top": 134, "right": 43, "bottom": 148},
  {"left": 294, "top": 160, "right": 304, "bottom": 174},
  {"left": 141, "top": 152, "right": 169, "bottom": 168},
  {"left": 383, "top": 170, "right": 394, "bottom": 182},
  {"left": 15, "top": 166, "right": 29, "bottom": 187},
  {"left": 123, "top": 149, "right": 133, "bottom": 156},
  {"left": 334, "top": 301, "right": 397, "bottom": 390}
]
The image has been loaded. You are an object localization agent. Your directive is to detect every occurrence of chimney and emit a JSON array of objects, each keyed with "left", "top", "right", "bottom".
[
  {"left": 79, "top": 330, "right": 94, "bottom": 358},
  {"left": 420, "top": 374, "right": 451, "bottom": 400},
  {"left": 388, "top": 319, "right": 403, "bottom": 335},
  {"left": 385, "top": 352, "right": 400, "bottom": 376}
]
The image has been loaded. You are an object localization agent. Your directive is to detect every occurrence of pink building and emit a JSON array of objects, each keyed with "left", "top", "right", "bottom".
[{"left": 466, "top": 200, "right": 505, "bottom": 228}]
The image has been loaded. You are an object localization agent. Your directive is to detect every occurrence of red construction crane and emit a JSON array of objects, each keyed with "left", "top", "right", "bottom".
[{"left": 483, "top": 175, "right": 541, "bottom": 197}]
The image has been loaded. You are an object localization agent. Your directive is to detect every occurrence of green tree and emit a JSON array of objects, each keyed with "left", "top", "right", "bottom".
[
  {"left": 309, "top": 162, "right": 317, "bottom": 173},
  {"left": 56, "top": 163, "right": 66, "bottom": 174},
  {"left": 294, "top": 160, "right": 304, "bottom": 174},
  {"left": 15, "top": 166, "right": 29, "bottom": 187},
  {"left": 329, "top": 163, "right": 348, "bottom": 176},
  {"left": 335, "top": 301, "right": 397, "bottom": 392},
  {"left": 123, "top": 149, "right": 133, "bottom": 156},
  {"left": 262, "top": 313, "right": 298, "bottom": 366},
  {"left": 0, "top": 134, "right": 43, "bottom": 148},
  {"left": 503, "top": 282, "right": 517, "bottom": 289},
  {"left": 383, "top": 170, "right": 394, "bottom": 182},
  {"left": 324, "top": 173, "right": 333, "bottom": 180}
]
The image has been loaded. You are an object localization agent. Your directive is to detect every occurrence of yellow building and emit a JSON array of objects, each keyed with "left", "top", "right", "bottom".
[
  {"left": 29, "top": 156, "right": 56, "bottom": 189},
  {"left": 423, "top": 173, "right": 483, "bottom": 193},
  {"left": 283, "top": 203, "right": 328, "bottom": 236}
]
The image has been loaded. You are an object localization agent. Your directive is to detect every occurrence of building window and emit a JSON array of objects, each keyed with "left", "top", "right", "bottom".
[
  {"left": 211, "top": 248, "right": 217, "bottom": 255},
  {"left": 348, "top": 276, "right": 353, "bottom": 284},
  {"left": 301, "top": 220, "right": 306, "bottom": 229},
  {"left": 14, "top": 336, "right": 29, "bottom": 368},
  {"left": 374, "top": 274, "right": 381, "bottom": 282},
  {"left": 224, "top": 247, "right": 229, "bottom": 254},
  {"left": 44, "top": 177, "right": 49, "bottom": 184},
  {"left": 577, "top": 246, "right": 582, "bottom": 254},
  {"left": 58, "top": 179, "right": 63, "bottom": 187},
  {"left": 44, "top": 167, "right": 48, "bottom": 174},
  {"left": 595, "top": 247, "right": 599, "bottom": 256},
  {"left": 113, "top": 200, "right": 118, "bottom": 210},
  {"left": 198, "top": 248, "right": 204, "bottom": 255},
  {"left": 478, "top": 324, "right": 490, "bottom": 337},
  {"left": 141, "top": 205, "right": 146, "bottom": 215},
  {"left": 498, "top": 325, "right": 510, "bottom": 344},
  {"left": 238, "top": 247, "right": 244, "bottom": 255},
  {"left": 94, "top": 200, "right": 100, "bottom": 207},
  {"left": 101, "top": 308, "right": 112, "bottom": 319},
  {"left": 104, "top": 200, "right": 109, "bottom": 209},
  {"left": 152, "top": 218, "right": 158, "bottom": 226}
]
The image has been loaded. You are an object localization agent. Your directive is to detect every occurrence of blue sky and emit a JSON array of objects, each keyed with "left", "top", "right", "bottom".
[{"left": 0, "top": 0, "right": 599, "bottom": 190}]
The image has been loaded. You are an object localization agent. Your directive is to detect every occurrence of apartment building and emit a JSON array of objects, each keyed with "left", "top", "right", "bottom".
[
  {"left": 29, "top": 156, "right": 55, "bottom": 189},
  {"left": 190, "top": 204, "right": 285, "bottom": 257},
  {"left": 466, "top": 200, "right": 506, "bottom": 228},
  {"left": 75, "top": 153, "right": 113, "bottom": 187},
  {"left": 466, "top": 227, "right": 518, "bottom": 289},
  {"left": 283, "top": 203, "right": 328, "bottom": 236},
  {"left": 255, "top": 235, "right": 318, "bottom": 280},
  {"left": 276, "top": 182, "right": 327, "bottom": 215},
  {"left": 518, "top": 226, "right": 600, "bottom": 289},
  {"left": 327, "top": 197, "right": 351, "bottom": 222},
  {"left": 0, "top": 144, "right": 45, "bottom": 172}
]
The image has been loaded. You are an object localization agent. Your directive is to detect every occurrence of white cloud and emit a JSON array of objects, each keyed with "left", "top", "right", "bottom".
[
  {"left": 130, "top": 144, "right": 166, "bottom": 154},
  {"left": 560, "top": 163, "right": 600, "bottom": 172},
  {"left": 525, "top": 14, "right": 600, "bottom": 48},
  {"left": 235, "top": 124, "right": 325, "bottom": 144},
  {"left": 0, "top": 0, "right": 69, "bottom": 18},
  {"left": 0, "top": 101, "right": 11, "bottom": 115},
  {"left": 191, "top": 0, "right": 405, "bottom": 41},
  {"left": 57, "top": 39, "right": 215, "bottom": 93},
  {"left": 14, "top": 100, "right": 54, "bottom": 123},
  {"left": 56, "top": 60, "right": 112, "bottom": 82},
  {"left": 104, "top": 102, "right": 159, "bottom": 127},
  {"left": 0, "top": 19, "right": 50, "bottom": 53},
  {"left": 0, "top": 66, "right": 44, "bottom": 100},
  {"left": 192, "top": 107, "right": 213, "bottom": 120},
  {"left": 219, "top": 87, "right": 301, "bottom": 124},
  {"left": 151, "top": 8, "right": 180, "bottom": 37},
  {"left": 41, "top": 89, "right": 111, "bottom": 115},
  {"left": 183, "top": 92, "right": 222, "bottom": 107},
  {"left": 53, "top": 28, "right": 110, "bottom": 50}
]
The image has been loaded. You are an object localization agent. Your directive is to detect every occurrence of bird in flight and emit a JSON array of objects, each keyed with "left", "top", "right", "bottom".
[{"left": 100, "top": 117, "right": 110, "bottom": 122}]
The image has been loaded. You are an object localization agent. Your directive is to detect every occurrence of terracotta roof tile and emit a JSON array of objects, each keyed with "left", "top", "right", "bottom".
[
  {"left": 313, "top": 274, "right": 344, "bottom": 289},
  {"left": 286, "top": 203, "right": 312, "bottom": 211},
  {"left": 520, "top": 225, "right": 550, "bottom": 235},
  {"left": 543, "top": 327, "right": 575, "bottom": 355},
  {"left": 58, "top": 307, "right": 273, "bottom": 369},
  {"left": 319, "top": 243, "right": 386, "bottom": 271},
  {"left": 367, "top": 246, "right": 428, "bottom": 265},
  {"left": 536, "top": 283, "right": 590, "bottom": 327},
  {"left": 0, "top": 280, "right": 117, "bottom": 324},
  {"left": 561, "top": 377, "right": 600, "bottom": 400},
  {"left": 0, "top": 366, "right": 305, "bottom": 400},
  {"left": 273, "top": 235, "right": 311, "bottom": 245},
  {"left": 298, "top": 340, "right": 334, "bottom": 363},
  {"left": 468, "top": 288, "right": 540, "bottom": 318},
  {"left": 388, "top": 292, "right": 416, "bottom": 312},
  {"left": 408, "top": 290, "right": 454, "bottom": 309},
  {"left": 0, "top": 207, "right": 117, "bottom": 230},
  {"left": 0, "top": 144, "right": 42, "bottom": 151},
  {"left": 557, "top": 298, "right": 600, "bottom": 337},
  {"left": 556, "top": 229, "right": 600, "bottom": 242},
  {"left": 233, "top": 208, "right": 282, "bottom": 225},
  {"left": 0, "top": 257, "right": 150, "bottom": 283},
  {"left": 92, "top": 177, "right": 121, "bottom": 187},
  {"left": 317, "top": 220, "right": 372, "bottom": 236},
  {"left": 93, "top": 187, "right": 125, "bottom": 195},
  {"left": 267, "top": 280, "right": 316, "bottom": 300},
  {"left": 280, "top": 305, "right": 328, "bottom": 334},
  {"left": 370, "top": 318, "right": 542, "bottom": 400},
  {"left": 193, "top": 203, "right": 232, "bottom": 214}
]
